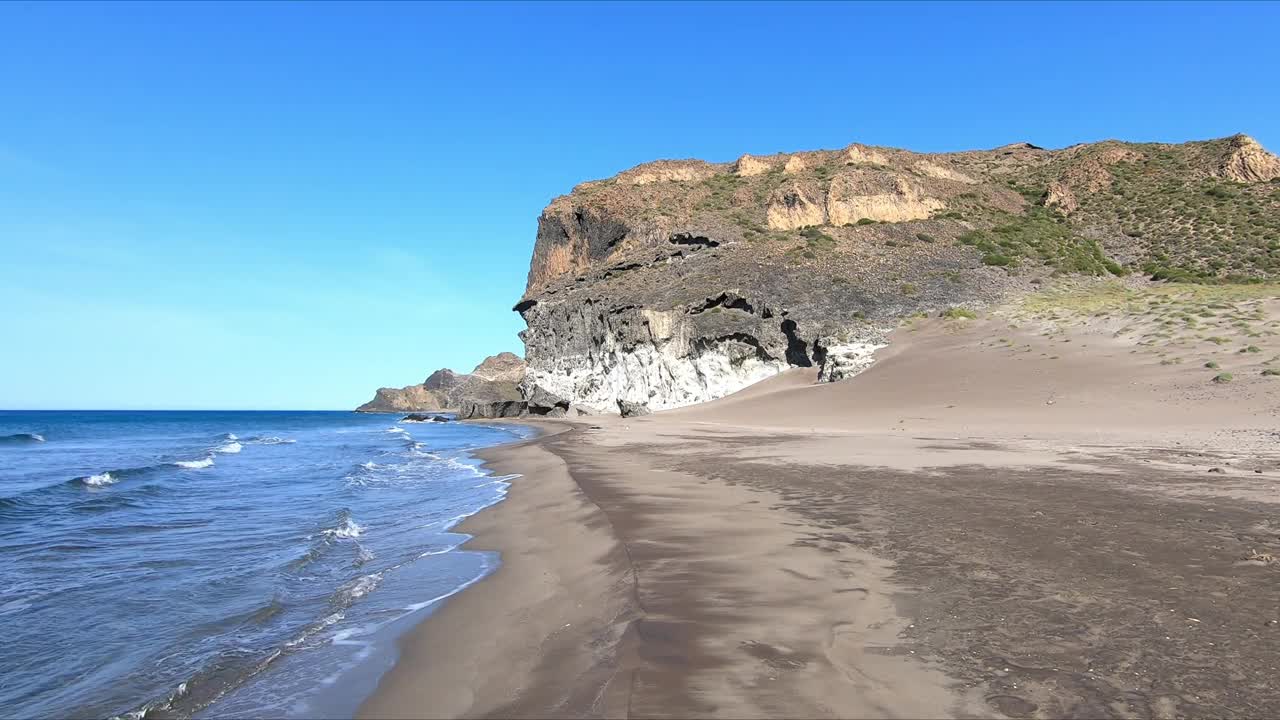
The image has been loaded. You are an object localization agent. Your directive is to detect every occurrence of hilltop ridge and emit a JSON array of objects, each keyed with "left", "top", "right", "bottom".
[
  {"left": 514, "top": 134, "right": 1280, "bottom": 413},
  {"left": 358, "top": 134, "right": 1280, "bottom": 416}
]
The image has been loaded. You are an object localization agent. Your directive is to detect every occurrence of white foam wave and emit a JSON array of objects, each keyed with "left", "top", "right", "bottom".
[
  {"left": 225, "top": 433, "right": 238, "bottom": 441},
  {"left": 323, "top": 517, "right": 364, "bottom": 540},
  {"left": 386, "top": 426, "right": 409, "bottom": 435},
  {"left": 83, "top": 472, "right": 116, "bottom": 487},
  {"left": 337, "top": 572, "right": 382, "bottom": 603},
  {"left": 435, "top": 455, "right": 484, "bottom": 477},
  {"left": 174, "top": 456, "right": 214, "bottom": 469},
  {"left": 31, "top": 433, "right": 45, "bottom": 442},
  {"left": 417, "top": 539, "right": 467, "bottom": 558},
  {"left": 216, "top": 441, "right": 242, "bottom": 454},
  {"left": 250, "top": 436, "right": 295, "bottom": 445},
  {"left": 284, "top": 611, "right": 345, "bottom": 649},
  {"left": 360, "top": 461, "right": 379, "bottom": 470}
]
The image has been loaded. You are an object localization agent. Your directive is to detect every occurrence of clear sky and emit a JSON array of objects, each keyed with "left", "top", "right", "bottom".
[{"left": 2, "top": 1, "right": 1277, "bottom": 409}]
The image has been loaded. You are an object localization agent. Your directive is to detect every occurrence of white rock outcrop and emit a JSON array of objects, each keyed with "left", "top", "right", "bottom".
[
  {"left": 844, "top": 144, "right": 891, "bottom": 166},
  {"left": 817, "top": 338, "right": 887, "bottom": 382},
  {"left": 735, "top": 154, "right": 774, "bottom": 176},
  {"left": 766, "top": 184, "right": 826, "bottom": 230},
  {"left": 826, "top": 173, "right": 943, "bottom": 225},
  {"left": 1216, "top": 134, "right": 1280, "bottom": 183}
]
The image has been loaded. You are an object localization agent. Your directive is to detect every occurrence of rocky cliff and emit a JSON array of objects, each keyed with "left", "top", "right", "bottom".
[
  {"left": 515, "top": 135, "right": 1280, "bottom": 412},
  {"left": 356, "top": 352, "right": 528, "bottom": 418}
]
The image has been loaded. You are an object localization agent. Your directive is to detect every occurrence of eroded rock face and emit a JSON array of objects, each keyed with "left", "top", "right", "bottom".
[
  {"left": 783, "top": 155, "right": 808, "bottom": 174},
  {"left": 844, "top": 143, "right": 891, "bottom": 166},
  {"left": 826, "top": 171, "right": 943, "bottom": 225},
  {"left": 618, "top": 159, "right": 717, "bottom": 186},
  {"left": 916, "top": 161, "right": 977, "bottom": 184},
  {"left": 766, "top": 183, "right": 826, "bottom": 230},
  {"left": 356, "top": 384, "right": 444, "bottom": 413},
  {"left": 456, "top": 380, "right": 526, "bottom": 419},
  {"left": 617, "top": 399, "right": 651, "bottom": 417},
  {"left": 357, "top": 353, "right": 529, "bottom": 419},
  {"left": 1041, "top": 180, "right": 1080, "bottom": 214},
  {"left": 470, "top": 351, "right": 525, "bottom": 383},
  {"left": 524, "top": 383, "right": 570, "bottom": 416},
  {"left": 511, "top": 134, "right": 1277, "bottom": 415},
  {"left": 519, "top": 297, "right": 792, "bottom": 411},
  {"left": 1216, "top": 134, "right": 1280, "bottom": 183},
  {"left": 528, "top": 203, "right": 636, "bottom": 289},
  {"left": 735, "top": 154, "right": 773, "bottom": 176}
]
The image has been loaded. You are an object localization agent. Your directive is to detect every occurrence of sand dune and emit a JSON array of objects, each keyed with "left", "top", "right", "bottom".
[{"left": 363, "top": 284, "right": 1280, "bottom": 719}]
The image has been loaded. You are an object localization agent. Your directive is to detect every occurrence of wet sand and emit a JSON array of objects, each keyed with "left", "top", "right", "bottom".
[{"left": 362, "top": 314, "right": 1280, "bottom": 719}]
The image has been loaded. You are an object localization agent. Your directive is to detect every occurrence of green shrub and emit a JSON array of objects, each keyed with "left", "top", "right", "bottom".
[
  {"left": 799, "top": 226, "right": 836, "bottom": 251},
  {"left": 941, "top": 307, "right": 978, "bottom": 320},
  {"left": 856, "top": 218, "right": 877, "bottom": 226},
  {"left": 1204, "top": 361, "right": 1220, "bottom": 369},
  {"left": 1212, "top": 372, "right": 1234, "bottom": 384},
  {"left": 1263, "top": 368, "right": 1280, "bottom": 376},
  {"left": 916, "top": 233, "right": 936, "bottom": 243},
  {"left": 982, "top": 253, "right": 1013, "bottom": 267}
]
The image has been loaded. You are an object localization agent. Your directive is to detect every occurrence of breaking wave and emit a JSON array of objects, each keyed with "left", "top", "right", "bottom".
[
  {"left": 174, "top": 457, "right": 215, "bottom": 470},
  {"left": 1, "top": 432, "right": 45, "bottom": 445},
  {"left": 216, "top": 441, "right": 242, "bottom": 454},
  {"left": 244, "top": 436, "right": 294, "bottom": 445},
  {"left": 82, "top": 472, "right": 117, "bottom": 487},
  {"left": 319, "top": 512, "right": 364, "bottom": 540}
]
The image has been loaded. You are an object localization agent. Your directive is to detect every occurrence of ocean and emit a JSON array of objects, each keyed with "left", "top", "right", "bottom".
[{"left": 0, "top": 410, "right": 531, "bottom": 719}]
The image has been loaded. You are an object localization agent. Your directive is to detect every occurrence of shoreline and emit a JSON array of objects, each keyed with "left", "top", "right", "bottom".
[
  {"left": 359, "top": 416, "right": 985, "bottom": 719},
  {"left": 357, "top": 422, "right": 638, "bottom": 718},
  {"left": 360, "top": 307, "right": 1280, "bottom": 718}
]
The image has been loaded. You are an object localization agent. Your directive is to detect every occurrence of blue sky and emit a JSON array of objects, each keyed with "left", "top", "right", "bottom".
[{"left": 2, "top": 1, "right": 1277, "bottom": 409}]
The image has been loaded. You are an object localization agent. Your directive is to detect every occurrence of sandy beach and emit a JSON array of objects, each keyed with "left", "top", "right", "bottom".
[{"left": 362, "top": 290, "right": 1280, "bottom": 719}]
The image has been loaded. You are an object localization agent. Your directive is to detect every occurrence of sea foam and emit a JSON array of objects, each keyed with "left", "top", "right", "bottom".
[
  {"left": 247, "top": 436, "right": 295, "bottom": 445},
  {"left": 174, "top": 457, "right": 215, "bottom": 469},
  {"left": 322, "top": 516, "right": 364, "bottom": 540},
  {"left": 82, "top": 472, "right": 117, "bottom": 487}
]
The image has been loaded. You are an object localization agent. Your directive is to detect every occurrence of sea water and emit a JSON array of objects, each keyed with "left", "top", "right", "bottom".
[{"left": 0, "top": 410, "right": 531, "bottom": 719}]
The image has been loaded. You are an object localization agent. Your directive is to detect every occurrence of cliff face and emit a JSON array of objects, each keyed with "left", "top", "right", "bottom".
[
  {"left": 356, "top": 353, "right": 528, "bottom": 417},
  {"left": 516, "top": 135, "right": 1280, "bottom": 412},
  {"left": 355, "top": 384, "right": 445, "bottom": 414}
]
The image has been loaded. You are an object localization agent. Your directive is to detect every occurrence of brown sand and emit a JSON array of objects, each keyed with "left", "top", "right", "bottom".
[{"left": 362, "top": 308, "right": 1280, "bottom": 719}]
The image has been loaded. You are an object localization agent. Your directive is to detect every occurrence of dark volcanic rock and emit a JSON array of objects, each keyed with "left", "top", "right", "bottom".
[
  {"left": 457, "top": 380, "right": 527, "bottom": 419},
  {"left": 617, "top": 399, "right": 651, "bottom": 418},
  {"left": 525, "top": 384, "right": 570, "bottom": 416}
]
